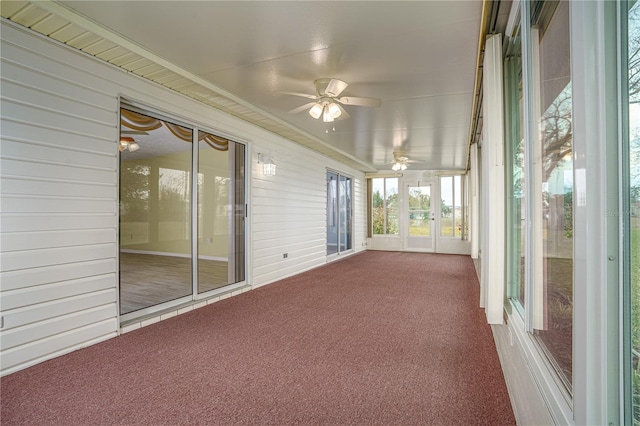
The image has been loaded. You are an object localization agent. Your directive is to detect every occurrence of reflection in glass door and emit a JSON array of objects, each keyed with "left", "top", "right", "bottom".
[
  {"left": 119, "top": 109, "right": 193, "bottom": 315},
  {"left": 406, "top": 184, "right": 433, "bottom": 251},
  {"left": 119, "top": 107, "right": 246, "bottom": 320},
  {"left": 197, "top": 131, "right": 245, "bottom": 294},
  {"left": 327, "top": 171, "right": 352, "bottom": 256}
]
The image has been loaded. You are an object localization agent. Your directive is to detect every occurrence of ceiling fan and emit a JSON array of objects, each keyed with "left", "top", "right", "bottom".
[
  {"left": 285, "top": 78, "right": 382, "bottom": 122},
  {"left": 387, "top": 151, "right": 420, "bottom": 171}
]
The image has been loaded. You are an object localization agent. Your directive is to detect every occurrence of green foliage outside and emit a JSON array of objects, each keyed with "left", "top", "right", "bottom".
[
  {"left": 372, "top": 190, "right": 398, "bottom": 235},
  {"left": 631, "top": 223, "right": 640, "bottom": 426}
]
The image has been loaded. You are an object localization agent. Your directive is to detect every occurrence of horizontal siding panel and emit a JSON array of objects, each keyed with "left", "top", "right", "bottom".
[
  {"left": 252, "top": 221, "right": 325, "bottom": 233},
  {"left": 1, "top": 196, "right": 116, "bottom": 214},
  {"left": 254, "top": 256, "right": 326, "bottom": 286},
  {"left": 254, "top": 243, "right": 325, "bottom": 261},
  {"left": 0, "top": 39, "right": 117, "bottom": 97},
  {"left": 1, "top": 289, "right": 116, "bottom": 330},
  {"left": 1, "top": 229, "right": 116, "bottom": 252},
  {"left": 1, "top": 159, "right": 115, "bottom": 183},
  {"left": 1, "top": 99, "right": 115, "bottom": 139},
  {"left": 1, "top": 213, "right": 116, "bottom": 232},
  {"left": 252, "top": 212, "right": 325, "bottom": 223},
  {"left": 1, "top": 119, "right": 115, "bottom": 152},
  {"left": 0, "top": 60, "right": 116, "bottom": 111},
  {"left": 1, "top": 78, "right": 116, "bottom": 125},
  {"left": 252, "top": 234, "right": 325, "bottom": 249},
  {"left": 1, "top": 317, "right": 118, "bottom": 375},
  {"left": 1, "top": 177, "right": 117, "bottom": 199},
  {"left": 1, "top": 258, "right": 117, "bottom": 291},
  {"left": 250, "top": 204, "right": 322, "bottom": 215},
  {"left": 1, "top": 244, "right": 115, "bottom": 272},
  {"left": 1, "top": 304, "right": 116, "bottom": 351},
  {"left": 1, "top": 274, "right": 115, "bottom": 311},
  {"left": 252, "top": 230, "right": 325, "bottom": 244},
  {"left": 1, "top": 140, "right": 116, "bottom": 169}
]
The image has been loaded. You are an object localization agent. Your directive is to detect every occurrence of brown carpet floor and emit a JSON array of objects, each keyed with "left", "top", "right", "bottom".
[{"left": 0, "top": 251, "right": 515, "bottom": 425}]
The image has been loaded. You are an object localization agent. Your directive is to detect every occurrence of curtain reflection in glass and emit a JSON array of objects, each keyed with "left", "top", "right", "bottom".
[
  {"left": 197, "top": 131, "right": 245, "bottom": 293},
  {"left": 119, "top": 109, "right": 192, "bottom": 315}
]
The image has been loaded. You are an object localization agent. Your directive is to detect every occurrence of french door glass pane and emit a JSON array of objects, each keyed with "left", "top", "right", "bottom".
[
  {"left": 197, "top": 131, "right": 245, "bottom": 294},
  {"left": 531, "top": 0, "right": 573, "bottom": 392},
  {"left": 454, "top": 176, "right": 462, "bottom": 237},
  {"left": 119, "top": 109, "right": 192, "bottom": 315},
  {"left": 440, "top": 176, "right": 453, "bottom": 236},
  {"left": 408, "top": 185, "right": 431, "bottom": 236}
]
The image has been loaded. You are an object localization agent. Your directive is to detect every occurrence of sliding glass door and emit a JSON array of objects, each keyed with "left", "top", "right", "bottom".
[
  {"left": 119, "top": 106, "right": 246, "bottom": 320},
  {"left": 327, "top": 170, "right": 352, "bottom": 256}
]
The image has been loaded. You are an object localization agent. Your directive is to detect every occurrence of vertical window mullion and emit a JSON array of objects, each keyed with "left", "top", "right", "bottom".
[{"left": 192, "top": 127, "right": 199, "bottom": 299}]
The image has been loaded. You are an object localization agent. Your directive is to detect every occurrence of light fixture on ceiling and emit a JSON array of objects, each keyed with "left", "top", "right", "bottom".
[
  {"left": 257, "top": 153, "right": 276, "bottom": 176},
  {"left": 309, "top": 100, "right": 342, "bottom": 123},
  {"left": 286, "top": 78, "right": 382, "bottom": 122},
  {"left": 119, "top": 136, "right": 140, "bottom": 152},
  {"left": 390, "top": 153, "right": 411, "bottom": 171},
  {"left": 391, "top": 162, "right": 408, "bottom": 171}
]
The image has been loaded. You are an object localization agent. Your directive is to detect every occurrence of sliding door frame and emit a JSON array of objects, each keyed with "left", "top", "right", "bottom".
[{"left": 117, "top": 98, "right": 249, "bottom": 324}]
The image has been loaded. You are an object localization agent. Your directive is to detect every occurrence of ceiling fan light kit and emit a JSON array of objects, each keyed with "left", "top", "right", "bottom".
[{"left": 287, "top": 78, "right": 381, "bottom": 123}]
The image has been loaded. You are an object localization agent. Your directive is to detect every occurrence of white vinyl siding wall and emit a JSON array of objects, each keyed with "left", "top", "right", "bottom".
[
  {"left": 0, "top": 21, "right": 366, "bottom": 375},
  {"left": 251, "top": 148, "right": 366, "bottom": 287}
]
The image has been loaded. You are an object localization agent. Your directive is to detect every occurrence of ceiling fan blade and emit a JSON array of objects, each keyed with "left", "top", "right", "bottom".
[
  {"left": 337, "top": 96, "right": 382, "bottom": 107},
  {"left": 281, "top": 91, "right": 318, "bottom": 100},
  {"left": 325, "top": 78, "right": 349, "bottom": 97},
  {"left": 287, "top": 102, "right": 317, "bottom": 114}
]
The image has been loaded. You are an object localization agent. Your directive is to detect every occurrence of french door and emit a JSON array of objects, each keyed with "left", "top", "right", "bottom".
[{"left": 405, "top": 183, "right": 434, "bottom": 251}]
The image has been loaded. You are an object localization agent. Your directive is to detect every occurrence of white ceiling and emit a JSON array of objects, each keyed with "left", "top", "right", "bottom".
[{"left": 38, "top": 1, "right": 484, "bottom": 172}]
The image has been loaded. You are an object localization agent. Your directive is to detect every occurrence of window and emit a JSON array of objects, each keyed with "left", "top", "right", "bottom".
[
  {"left": 505, "top": 27, "right": 526, "bottom": 311},
  {"left": 623, "top": 0, "right": 640, "bottom": 422},
  {"left": 529, "top": 0, "right": 574, "bottom": 393},
  {"left": 371, "top": 177, "right": 399, "bottom": 235},
  {"left": 327, "top": 171, "right": 352, "bottom": 255}
]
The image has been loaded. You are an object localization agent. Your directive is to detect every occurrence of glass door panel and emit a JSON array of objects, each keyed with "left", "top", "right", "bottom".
[
  {"left": 406, "top": 184, "right": 433, "bottom": 251},
  {"left": 119, "top": 109, "right": 192, "bottom": 315},
  {"left": 197, "top": 131, "right": 245, "bottom": 294},
  {"left": 339, "top": 175, "right": 352, "bottom": 252},
  {"left": 327, "top": 171, "right": 339, "bottom": 255}
]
